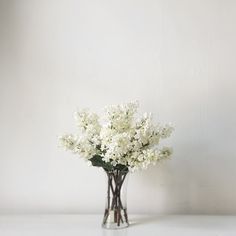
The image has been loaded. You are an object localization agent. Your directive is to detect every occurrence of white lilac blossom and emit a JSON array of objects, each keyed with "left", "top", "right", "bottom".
[{"left": 59, "top": 102, "right": 174, "bottom": 172}]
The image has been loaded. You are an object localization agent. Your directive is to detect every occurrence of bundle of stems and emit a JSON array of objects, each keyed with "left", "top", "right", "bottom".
[{"left": 103, "top": 170, "right": 128, "bottom": 227}]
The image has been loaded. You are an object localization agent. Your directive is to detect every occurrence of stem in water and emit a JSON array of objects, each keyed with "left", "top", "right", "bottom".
[{"left": 103, "top": 170, "right": 129, "bottom": 228}]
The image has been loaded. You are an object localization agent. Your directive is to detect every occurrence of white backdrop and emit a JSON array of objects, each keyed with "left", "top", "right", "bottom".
[{"left": 0, "top": 0, "right": 236, "bottom": 214}]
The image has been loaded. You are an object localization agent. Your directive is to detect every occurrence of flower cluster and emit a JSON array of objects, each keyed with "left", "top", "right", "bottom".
[{"left": 59, "top": 102, "right": 174, "bottom": 172}]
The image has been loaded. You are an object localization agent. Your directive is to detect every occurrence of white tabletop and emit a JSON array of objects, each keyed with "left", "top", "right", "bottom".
[{"left": 0, "top": 214, "right": 236, "bottom": 236}]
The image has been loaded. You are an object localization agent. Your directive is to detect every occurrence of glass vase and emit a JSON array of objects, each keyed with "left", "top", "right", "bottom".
[{"left": 102, "top": 169, "right": 129, "bottom": 229}]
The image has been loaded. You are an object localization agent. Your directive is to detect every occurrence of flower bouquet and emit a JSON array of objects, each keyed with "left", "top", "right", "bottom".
[{"left": 59, "top": 101, "right": 174, "bottom": 229}]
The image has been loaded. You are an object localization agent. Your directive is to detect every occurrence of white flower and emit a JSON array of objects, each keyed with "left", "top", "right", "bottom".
[
  {"left": 59, "top": 101, "right": 174, "bottom": 172},
  {"left": 160, "top": 123, "right": 174, "bottom": 138},
  {"left": 159, "top": 146, "right": 173, "bottom": 158},
  {"left": 59, "top": 134, "right": 77, "bottom": 150},
  {"left": 74, "top": 109, "right": 101, "bottom": 134},
  {"left": 104, "top": 101, "right": 139, "bottom": 132}
]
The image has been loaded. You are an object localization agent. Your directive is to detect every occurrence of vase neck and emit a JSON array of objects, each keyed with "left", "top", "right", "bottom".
[{"left": 105, "top": 170, "right": 128, "bottom": 183}]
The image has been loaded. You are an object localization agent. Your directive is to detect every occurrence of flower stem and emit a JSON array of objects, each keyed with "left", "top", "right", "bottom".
[{"left": 103, "top": 170, "right": 128, "bottom": 227}]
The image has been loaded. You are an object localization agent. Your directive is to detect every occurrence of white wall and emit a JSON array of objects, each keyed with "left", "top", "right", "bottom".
[{"left": 0, "top": 0, "right": 236, "bottom": 214}]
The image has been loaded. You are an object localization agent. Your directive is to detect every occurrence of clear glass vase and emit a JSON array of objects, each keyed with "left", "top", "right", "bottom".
[{"left": 102, "top": 170, "right": 129, "bottom": 229}]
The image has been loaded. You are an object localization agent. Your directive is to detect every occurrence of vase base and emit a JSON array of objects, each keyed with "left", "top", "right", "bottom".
[
  {"left": 102, "top": 222, "right": 129, "bottom": 230},
  {"left": 102, "top": 209, "right": 129, "bottom": 229}
]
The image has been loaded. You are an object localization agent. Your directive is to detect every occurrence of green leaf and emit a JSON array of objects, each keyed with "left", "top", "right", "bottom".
[
  {"left": 90, "top": 155, "right": 113, "bottom": 171},
  {"left": 115, "top": 164, "right": 129, "bottom": 172}
]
